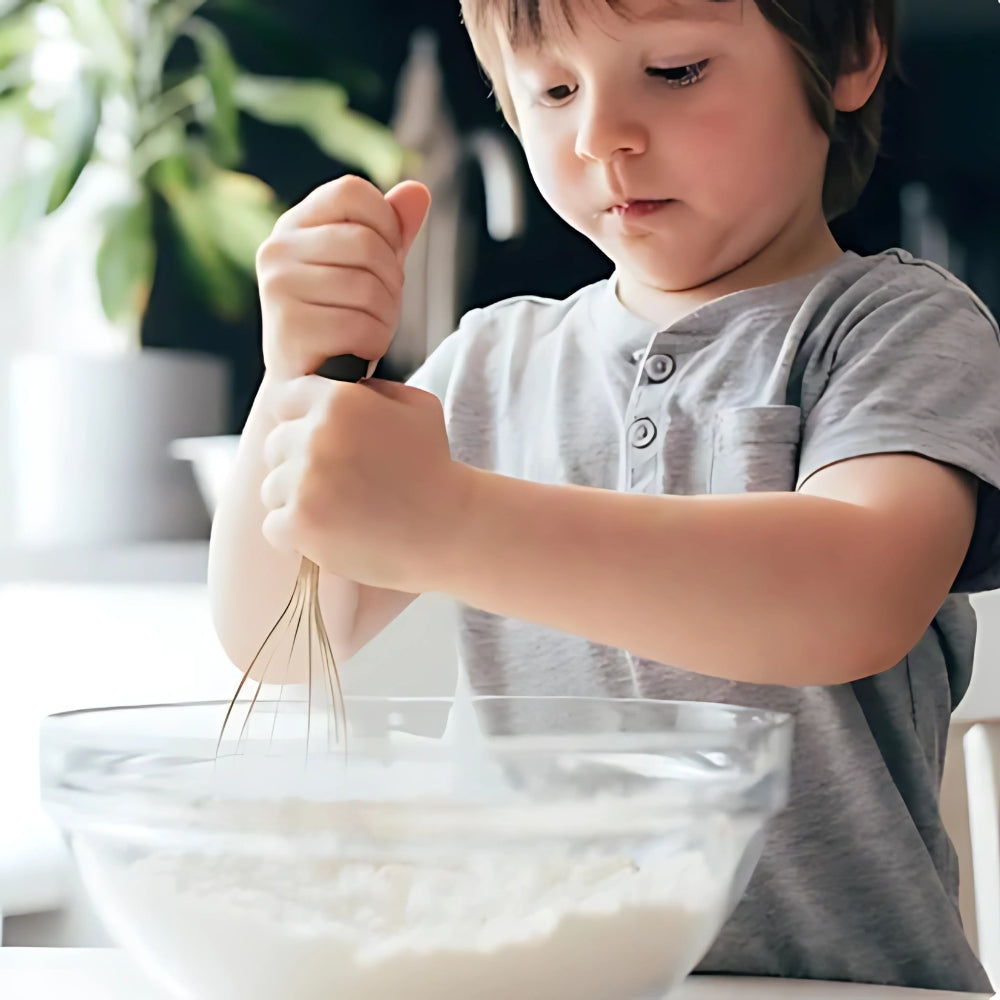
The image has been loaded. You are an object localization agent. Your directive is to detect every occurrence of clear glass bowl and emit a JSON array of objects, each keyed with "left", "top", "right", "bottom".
[{"left": 41, "top": 696, "right": 792, "bottom": 1000}]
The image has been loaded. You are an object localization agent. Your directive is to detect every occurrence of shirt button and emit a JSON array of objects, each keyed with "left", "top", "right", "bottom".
[
  {"left": 628, "top": 417, "right": 657, "bottom": 449},
  {"left": 644, "top": 353, "right": 675, "bottom": 383}
]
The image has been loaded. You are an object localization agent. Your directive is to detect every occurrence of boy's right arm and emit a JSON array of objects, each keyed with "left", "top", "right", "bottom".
[
  {"left": 207, "top": 372, "right": 418, "bottom": 668},
  {"left": 208, "top": 175, "right": 430, "bottom": 671}
]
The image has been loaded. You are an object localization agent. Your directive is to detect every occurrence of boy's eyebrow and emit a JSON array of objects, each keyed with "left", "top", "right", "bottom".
[
  {"left": 636, "top": 0, "right": 743, "bottom": 22},
  {"left": 498, "top": 0, "right": 743, "bottom": 57}
]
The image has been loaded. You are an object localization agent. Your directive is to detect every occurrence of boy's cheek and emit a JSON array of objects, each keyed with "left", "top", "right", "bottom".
[{"left": 521, "top": 144, "right": 581, "bottom": 219}]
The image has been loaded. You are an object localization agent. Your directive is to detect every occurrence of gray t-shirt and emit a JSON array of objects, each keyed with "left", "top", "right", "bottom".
[{"left": 408, "top": 247, "right": 1000, "bottom": 992}]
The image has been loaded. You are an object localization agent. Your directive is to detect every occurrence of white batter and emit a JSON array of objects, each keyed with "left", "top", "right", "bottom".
[
  {"left": 79, "top": 686, "right": 738, "bottom": 999},
  {"left": 80, "top": 835, "right": 732, "bottom": 1000}
]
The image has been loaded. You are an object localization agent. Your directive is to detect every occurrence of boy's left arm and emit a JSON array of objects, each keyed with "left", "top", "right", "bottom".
[
  {"left": 431, "top": 453, "right": 977, "bottom": 686},
  {"left": 262, "top": 377, "right": 977, "bottom": 688}
]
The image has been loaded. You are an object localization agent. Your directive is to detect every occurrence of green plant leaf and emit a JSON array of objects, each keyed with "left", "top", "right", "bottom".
[
  {"left": 44, "top": 71, "right": 102, "bottom": 213},
  {"left": 201, "top": 167, "right": 278, "bottom": 271},
  {"left": 155, "top": 0, "right": 208, "bottom": 49},
  {"left": 65, "top": 0, "right": 132, "bottom": 87},
  {"left": 0, "top": 52, "right": 34, "bottom": 92},
  {"left": 0, "top": 0, "right": 37, "bottom": 21},
  {"left": 0, "top": 84, "right": 50, "bottom": 134},
  {"left": 0, "top": 8, "right": 39, "bottom": 71},
  {"left": 96, "top": 193, "right": 154, "bottom": 322},
  {"left": 133, "top": 116, "right": 187, "bottom": 180},
  {"left": 182, "top": 15, "right": 241, "bottom": 167},
  {"left": 151, "top": 154, "right": 252, "bottom": 321},
  {"left": 0, "top": 167, "right": 52, "bottom": 243},
  {"left": 233, "top": 74, "right": 405, "bottom": 190}
]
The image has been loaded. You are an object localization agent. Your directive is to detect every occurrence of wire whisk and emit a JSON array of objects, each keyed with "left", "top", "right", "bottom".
[
  {"left": 217, "top": 556, "right": 347, "bottom": 758},
  {"left": 216, "top": 354, "right": 371, "bottom": 761}
]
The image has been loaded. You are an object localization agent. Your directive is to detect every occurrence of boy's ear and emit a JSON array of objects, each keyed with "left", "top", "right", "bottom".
[{"left": 833, "top": 20, "right": 888, "bottom": 113}]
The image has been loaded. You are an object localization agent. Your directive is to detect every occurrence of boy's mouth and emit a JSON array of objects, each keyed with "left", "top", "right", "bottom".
[{"left": 609, "top": 199, "right": 676, "bottom": 219}]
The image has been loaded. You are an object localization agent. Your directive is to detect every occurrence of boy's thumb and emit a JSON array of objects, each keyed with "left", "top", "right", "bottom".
[{"left": 385, "top": 180, "right": 431, "bottom": 262}]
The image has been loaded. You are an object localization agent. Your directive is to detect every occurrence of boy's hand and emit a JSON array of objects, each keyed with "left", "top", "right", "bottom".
[
  {"left": 259, "top": 374, "right": 474, "bottom": 593},
  {"left": 256, "top": 175, "right": 431, "bottom": 380}
]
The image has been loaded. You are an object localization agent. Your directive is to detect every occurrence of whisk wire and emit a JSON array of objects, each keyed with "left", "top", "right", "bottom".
[
  {"left": 240, "top": 568, "right": 308, "bottom": 748},
  {"left": 218, "top": 556, "right": 348, "bottom": 760},
  {"left": 311, "top": 580, "right": 348, "bottom": 757},
  {"left": 216, "top": 571, "right": 302, "bottom": 756}
]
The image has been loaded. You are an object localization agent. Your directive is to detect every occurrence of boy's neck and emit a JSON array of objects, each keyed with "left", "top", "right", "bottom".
[{"left": 615, "top": 225, "right": 846, "bottom": 329}]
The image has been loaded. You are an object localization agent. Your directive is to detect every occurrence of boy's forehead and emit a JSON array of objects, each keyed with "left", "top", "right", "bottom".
[
  {"left": 615, "top": 0, "right": 743, "bottom": 22},
  {"left": 498, "top": 0, "right": 744, "bottom": 52}
]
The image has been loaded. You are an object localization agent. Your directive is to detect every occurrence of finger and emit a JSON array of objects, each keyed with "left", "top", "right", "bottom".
[
  {"left": 268, "top": 263, "right": 399, "bottom": 328},
  {"left": 267, "top": 375, "right": 333, "bottom": 424},
  {"left": 267, "top": 302, "right": 395, "bottom": 371},
  {"left": 385, "top": 181, "right": 431, "bottom": 262},
  {"left": 280, "top": 223, "right": 405, "bottom": 294},
  {"left": 361, "top": 377, "right": 413, "bottom": 402},
  {"left": 363, "top": 379, "right": 439, "bottom": 409},
  {"left": 277, "top": 175, "right": 402, "bottom": 253},
  {"left": 261, "top": 505, "right": 296, "bottom": 555},
  {"left": 260, "top": 459, "right": 298, "bottom": 513},
  {"left": 262, "top": 418, "right": 305, "bottom": 471}
]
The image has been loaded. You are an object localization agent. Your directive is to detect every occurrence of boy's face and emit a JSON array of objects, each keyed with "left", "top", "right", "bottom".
[{"left": 499, "top": 0, "right": 833, "bottom": 297}]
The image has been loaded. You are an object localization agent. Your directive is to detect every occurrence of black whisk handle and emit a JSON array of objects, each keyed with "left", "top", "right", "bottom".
[{"left": 315, "top": 355, "right": 371, "bottom": 383}]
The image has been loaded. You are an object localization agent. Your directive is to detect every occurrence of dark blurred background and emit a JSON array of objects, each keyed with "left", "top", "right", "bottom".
[{"left": 141, "top": 0, "right": 1000, "bottom": 432}]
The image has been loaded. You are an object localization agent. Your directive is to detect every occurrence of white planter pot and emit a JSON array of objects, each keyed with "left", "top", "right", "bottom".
[
  {"left": 8, "top": 350, "right": 230, "bottom": 546},
  {"left": 168, "top": 434, "right": 241, "bottom": 518}
]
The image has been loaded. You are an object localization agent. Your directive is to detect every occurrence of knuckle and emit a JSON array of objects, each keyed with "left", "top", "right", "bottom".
[
  {"left": 355, "top": 225, "right": 383, "bottom": 258},
  {"left": 268, "top": 206, "right": 296, "bottom": 237},
  {"left": 255, "top": 235, "right": 290, "bottom": 276},
  {"left": 335, "top": 174, "right": 374, "bottom": 200},
  {"left": 260, "top": 513, "right": 282, "bottom": 551},
  {"left": 254, "top": 240, "right": 273, "bottom": 275},
  {"left": 316, "top": 176, "right": 374, "bottom": 222},
  {"left": 358, "top": 272, "right": 388, "bottom": 315},
  {"left": 259, "top": 470, "right": 279, "bottom": 510},
  {"left": 262, "top": 426, "right": 284, "bottom": 470},
  {"left": 391, "top": 257, "right": 406, "bottom": 290}
]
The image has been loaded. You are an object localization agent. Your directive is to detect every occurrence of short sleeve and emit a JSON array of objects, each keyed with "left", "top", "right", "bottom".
[
  {"left": 798, "top": 278, "right": 1000, "bottom": 593},
  {"left": 405, "top": 308, "right": 484, "bottom": 401}
]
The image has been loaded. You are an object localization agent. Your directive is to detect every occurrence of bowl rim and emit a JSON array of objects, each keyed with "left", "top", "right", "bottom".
[
  {"left": 41, "top": 696, "right": 794, "bottom": 759},
  {"left": 44, "top": 695, "right": 793, "bottom": 729},
  {"left": 40, "top": 697, "right": 794, "bottom": 838}
]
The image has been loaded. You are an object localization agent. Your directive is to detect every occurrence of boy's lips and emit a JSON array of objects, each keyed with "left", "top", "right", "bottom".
[{"left": 608, "top": 199, "right": 676, "bottom": 219}]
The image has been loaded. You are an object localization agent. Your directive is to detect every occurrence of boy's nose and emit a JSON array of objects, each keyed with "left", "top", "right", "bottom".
[{"left": 574, "top": 101, "right": 648, "bottom": 163}]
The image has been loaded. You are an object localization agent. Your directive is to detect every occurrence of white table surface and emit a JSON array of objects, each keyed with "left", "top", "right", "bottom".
[{"left": 0, "top": 949, "right": 994, "bottom": 1000}]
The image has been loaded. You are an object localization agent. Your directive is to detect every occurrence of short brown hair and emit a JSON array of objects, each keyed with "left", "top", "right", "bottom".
[{"left": 459, "top": 0, "right": 899, "bottom": 220}]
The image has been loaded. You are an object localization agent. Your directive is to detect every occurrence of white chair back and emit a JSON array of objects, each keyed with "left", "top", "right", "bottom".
[{"left": 964, "top": 722, "right": 1000, "bottom": 988}]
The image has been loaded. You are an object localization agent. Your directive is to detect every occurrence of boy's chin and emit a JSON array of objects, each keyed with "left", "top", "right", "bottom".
[{"left": 615, "top": 257, "right": 720, "bottom": 297}]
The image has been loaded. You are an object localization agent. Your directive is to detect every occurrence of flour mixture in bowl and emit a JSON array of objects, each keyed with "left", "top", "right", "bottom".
[{"left": 41, "top": 696, "right": 792, "bottom": 1000}]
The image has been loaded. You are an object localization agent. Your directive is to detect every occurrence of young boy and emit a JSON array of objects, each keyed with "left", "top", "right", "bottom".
[{"left": 209, "top": 0, "right": 1000, "bottom": 991}]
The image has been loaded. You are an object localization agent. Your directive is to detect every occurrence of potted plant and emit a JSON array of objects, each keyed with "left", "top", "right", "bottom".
[{"left": 0, "top": 0, "right": 406, "bottom": 546}]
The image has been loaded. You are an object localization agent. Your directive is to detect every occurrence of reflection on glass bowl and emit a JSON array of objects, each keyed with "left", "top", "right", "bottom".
[{"left": 41, "top": 696, "right": 792, "bottom": 1000}]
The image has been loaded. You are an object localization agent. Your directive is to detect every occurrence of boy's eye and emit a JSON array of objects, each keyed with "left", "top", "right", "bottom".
[
  {"left": 544, "top": 84, "right": 579, "bottom": 103},
  {"left": 537, "top": 58, "right": 708, "bottom": 105},
  {"left": 646, "top": 59, "right": 710, "bottom": 88}
]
